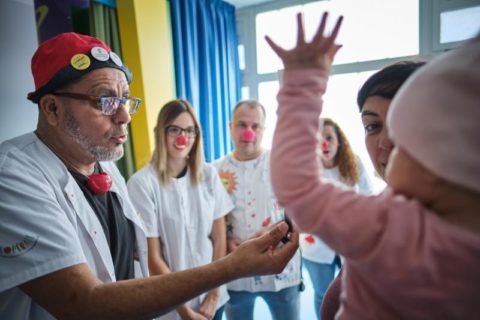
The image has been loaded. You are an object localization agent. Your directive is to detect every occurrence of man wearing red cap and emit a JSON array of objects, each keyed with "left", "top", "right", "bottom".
[{"left": 0, "top": 32, "right": 298, "bottom": 319}]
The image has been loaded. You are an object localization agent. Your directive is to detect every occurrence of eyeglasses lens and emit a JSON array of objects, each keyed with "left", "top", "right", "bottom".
[
  {"left": 99, "top": 97, "right": 140, "bottom": 115},
  {"left": 166, "top": 126, "right": 198, "bottom": 137}
]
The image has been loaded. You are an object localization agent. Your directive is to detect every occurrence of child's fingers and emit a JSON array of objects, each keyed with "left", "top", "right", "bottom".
[
  {"left": 295, "top": 13, "right": 306, "bottom": 46},
  {"left": 316, "top": 15, "right": 343, "bottom": 54},
  {"left": 312, "top": 11, "right": 329, "bottom": 43},
  {"left": 329, "top": 15, "right": 343, "bottom": 44},
  {"left": 265, "top": 35, "right": 286, "bottom": 57}
]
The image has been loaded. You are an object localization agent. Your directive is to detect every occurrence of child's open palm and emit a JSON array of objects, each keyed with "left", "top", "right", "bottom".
[{"left": 265, "top": 12, "right": 343, "bottom": 73}]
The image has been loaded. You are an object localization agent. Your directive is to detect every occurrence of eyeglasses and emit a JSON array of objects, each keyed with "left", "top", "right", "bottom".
[
  {"left": 53, "top": 92, "right": 141, "bottom": 116},
  {"left": 165, "top": 125, "right": 199, "bottom": 137}
]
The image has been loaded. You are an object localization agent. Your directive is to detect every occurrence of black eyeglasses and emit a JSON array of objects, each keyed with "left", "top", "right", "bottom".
[
  {"left": 53, "top": 92, "right": 141, "bottom": 116},
  {"left": 165, "top": 125, "right": 199, "bottom": 137}
]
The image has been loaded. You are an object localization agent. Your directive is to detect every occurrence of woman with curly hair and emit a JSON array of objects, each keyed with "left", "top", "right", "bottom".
[
  {"left": 319, "top": 118, "right": 370, "bottom": 188},
  {"left": 301, "top": 117, "right": 373, "bottom": 319}
]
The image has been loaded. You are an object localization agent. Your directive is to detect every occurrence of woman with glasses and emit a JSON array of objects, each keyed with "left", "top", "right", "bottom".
[{"left": 127, "top": 99, "right": 234, "bottom": 320}]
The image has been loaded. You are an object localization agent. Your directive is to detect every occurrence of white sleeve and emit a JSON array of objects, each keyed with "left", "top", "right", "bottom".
[
  {"left": 0, "top": 154, "right": 86, "bottom": 291},
  {"left": 127, "top": 168, "right": 160, "bottom": 238},
  {"left": 208, "top": 164, "right": 234, "bottom": 220}
]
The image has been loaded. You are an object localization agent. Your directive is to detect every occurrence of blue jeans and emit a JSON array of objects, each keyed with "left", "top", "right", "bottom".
[
  {"left": 212, "top": 305, "right": 225, "bottom": 320},
  {"left": 225, "top": 286, "right": 300, "bottom": 320},
  {"left": 303, "top": 257, "right": 341, "bottom": 320}
]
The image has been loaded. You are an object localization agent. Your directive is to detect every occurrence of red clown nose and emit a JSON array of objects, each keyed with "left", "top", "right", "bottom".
[
  {"left": 321, "top": 140, "right": 329, "bottom": 150},
  {"left": 87, "top": 172, "right": 112, "bottom": 195},
  {"left": 176, "top": 135, "right": 188, "bottom": 146},
  {"left": 241, "top": 129, "right": 256, "bottom": 142}
]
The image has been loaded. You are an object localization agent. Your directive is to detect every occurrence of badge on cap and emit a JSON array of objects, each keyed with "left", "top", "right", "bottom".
[
  {"left": 91, "top": 46, "right": 110, "bottom": 61},
  {"left": 71, "top": 53, "right": 91, "bottom": 70},
  {"left": 109, "top": 51, "right": 123, "bottom": 67}
]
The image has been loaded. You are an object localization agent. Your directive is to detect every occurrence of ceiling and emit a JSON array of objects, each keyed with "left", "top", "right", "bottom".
[{"left": 225, "top": 0, "right": 274, "bottom": 9}]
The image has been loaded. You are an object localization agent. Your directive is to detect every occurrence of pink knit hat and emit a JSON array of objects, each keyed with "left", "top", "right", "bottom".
[{"left": 388, "top": 35, "right": 480, "bottom": 193}]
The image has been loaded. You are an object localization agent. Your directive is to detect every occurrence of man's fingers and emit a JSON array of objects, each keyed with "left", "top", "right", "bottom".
[
  {"left": 257, "top": 221, "right": 288, "bottom": 250},
  {"left": 270, "top": 221, "right": 289, "bottom": 239},
  {"left": 289, "top": 226, "right": 299, "bottom": 244},
  {"left": 278, "top": 227, "right": 299, "bottom": 252},
  {"left": 270, "top": 227, "right": 299, "bottom": 272}
]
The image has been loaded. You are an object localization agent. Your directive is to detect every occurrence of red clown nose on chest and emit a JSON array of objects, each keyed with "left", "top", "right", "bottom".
[
  {"left": 176, "top": 135, "right": 188, "bottom": 146},
  {"left": 87, "top": 172, "right": 112, "bottom": 195},
  {"left": 241, "top": 129, "right": 256, "bottom": 142}
]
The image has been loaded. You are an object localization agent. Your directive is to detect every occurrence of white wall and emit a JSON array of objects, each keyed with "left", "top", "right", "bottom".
[{"left": 0, "top": 0, "right": 38, "bottom": 143}]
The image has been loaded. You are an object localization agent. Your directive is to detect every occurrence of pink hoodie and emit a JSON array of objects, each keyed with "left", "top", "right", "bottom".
[{"left": 271, "top": 69, "right": 480, "bottom": 319}]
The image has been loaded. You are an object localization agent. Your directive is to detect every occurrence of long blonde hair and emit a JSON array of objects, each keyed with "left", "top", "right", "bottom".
[{"left": 151, "top": 99, "right": 204, "bottom": 185}]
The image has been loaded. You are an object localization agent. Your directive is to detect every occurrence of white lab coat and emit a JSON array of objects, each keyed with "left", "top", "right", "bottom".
[{"left": 0, "top": 133, "right": 148, "bottom": 320}]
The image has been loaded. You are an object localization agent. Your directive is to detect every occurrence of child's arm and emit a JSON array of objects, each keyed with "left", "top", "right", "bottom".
[{"left": 268, "top": 13, "right": 387, "bottom": 260}]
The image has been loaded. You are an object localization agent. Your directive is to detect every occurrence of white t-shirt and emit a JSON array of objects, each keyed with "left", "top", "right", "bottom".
[
  {"left": 127, "top": 163, "right": 233, "bottom": 319},
  {"left": 213, "top": 151, "right": 301, "bottom": 292}
]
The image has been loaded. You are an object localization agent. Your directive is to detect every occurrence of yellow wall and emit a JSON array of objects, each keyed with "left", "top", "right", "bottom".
[{"left": 117, "top": 0, "right": 176, "bottom": 170}]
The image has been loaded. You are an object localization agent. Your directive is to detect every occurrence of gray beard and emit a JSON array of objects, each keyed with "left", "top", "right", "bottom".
[{"left": 63, "top": 112, "right": 124, "bottom": 162}]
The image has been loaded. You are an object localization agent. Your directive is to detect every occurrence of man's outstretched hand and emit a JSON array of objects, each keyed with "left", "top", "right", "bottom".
[{"left": 226, "top": 221, "right": 299, "bottom": 278}]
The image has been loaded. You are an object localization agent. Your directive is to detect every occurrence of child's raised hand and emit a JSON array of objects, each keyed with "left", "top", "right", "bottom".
[{"left": 265, "top": 12, "right": 343, "bottom": 73}]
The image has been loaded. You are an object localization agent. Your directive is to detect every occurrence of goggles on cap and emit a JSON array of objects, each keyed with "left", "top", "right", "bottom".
[{"left": 53, "top": 92, "right": 141, "bottom": 116}]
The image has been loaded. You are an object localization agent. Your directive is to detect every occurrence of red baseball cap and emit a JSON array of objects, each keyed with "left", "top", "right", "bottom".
[{"left": 27, "top": 32, "right": 132, "bottom": 103}]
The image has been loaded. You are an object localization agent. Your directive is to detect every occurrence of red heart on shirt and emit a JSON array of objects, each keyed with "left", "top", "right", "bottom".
[{"left": 304, "top": 234, "right": 315, "bottom": 244}]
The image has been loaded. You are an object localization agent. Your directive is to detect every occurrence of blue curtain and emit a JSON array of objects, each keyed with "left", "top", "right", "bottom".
[{"left": 170, "top": 0, "right": 241, "bottom": 162}]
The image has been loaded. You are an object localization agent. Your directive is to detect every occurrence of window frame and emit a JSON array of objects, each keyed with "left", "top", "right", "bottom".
[
  {"left": 431, "top": 0, "right": 480, "bottom": 52},
  {"left": 236, "top": 0, "right": 478, "bottom": 100},
  {"left": 234, "top": 0, "right": 478, "bottom": 192}
]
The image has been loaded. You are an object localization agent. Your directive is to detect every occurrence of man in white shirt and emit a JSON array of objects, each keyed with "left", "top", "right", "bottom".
[
  {"left": 214, "top": 100, "right": 302, "bottom": 320},
  {"left": 0, "top": 33, "right": 298, "bottom": 320}
]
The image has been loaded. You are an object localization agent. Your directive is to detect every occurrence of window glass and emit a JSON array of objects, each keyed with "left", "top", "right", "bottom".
[
  {"left": 258, "top": 80, "right": 279, "bottom": 150},
  {"left": 256, "top": 0, "right": 419, "bottom": 74},
  {"left": 440, "top": 6, "right": 480, "bottom": 43},
  {"left": 238, "top": 44, "right": 246, "bottom": 70},
  {"left": 256, "top": 6, "right": 301, "bottom": 74},
  {"left": 241, "top": 86, "right": 250, "bottom": 100}
]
